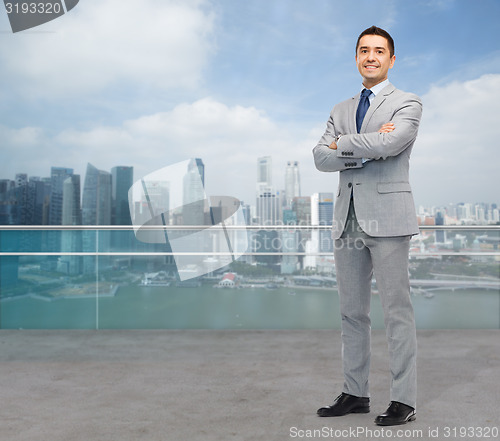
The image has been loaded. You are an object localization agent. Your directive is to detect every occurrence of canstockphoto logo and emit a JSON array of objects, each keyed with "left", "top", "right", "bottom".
[
  {"left": 3, "top": 0, "right": 79, "bottom": 33},
  {"left": 128, "top": 159, "right": 249, "bottom": 281}
]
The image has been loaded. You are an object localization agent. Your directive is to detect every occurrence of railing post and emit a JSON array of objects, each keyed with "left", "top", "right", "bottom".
[{"left": 95, "top": 229, "right": 99, "bottom": 331}]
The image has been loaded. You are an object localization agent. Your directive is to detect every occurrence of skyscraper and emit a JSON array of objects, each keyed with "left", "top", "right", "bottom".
[
  {"left": 82, "top": 163, "right": 112, "bottom": 226},
  {"left": 255, "top": 156, "right": 279, "bottom": 224},
  {"left": 284, "top": 161, "right": 301, "bottom": 207},
  {"left": 82, "top": 163, "right": 112, "bottom": 274},
  {"left": 306, "top": 192, "right": 334, "bottom": 269},
  {"left": 62, "top": 175, "right": 82, "bottom": 226},
  {"left": 59, "top": 175, "right": 82, "bottom": 275},
  {"left": 183, "top": 158, "right": 205, "bottom": 226},
  {"left": 0, "top": 179, "right": 15, "bottom": 225},
  {"left": 194, "top": 158, "right": 205, "bottom": 188},
  {"left": 256, "top": 191, "right": 279, "bottom": 225},
  {"left": 256, "top": 156, "right": 272, "bottom": 194},
  {"left": 111, "top": 166, "right": 133, "bottom": 225},
  {"left": 29, "top": 177, "right": 51, "bottom": 225},
  {"left": 435, "top": 211, "right": 445, "bottom": 243},
  {"left": 49, "top": 167, "right": 73, "bottom": 225},
  {"left": 13, "top": 174, "right": 28, "bottom": 225}
]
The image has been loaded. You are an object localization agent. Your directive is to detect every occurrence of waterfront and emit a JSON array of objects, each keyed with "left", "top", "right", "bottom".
[{"left": 1, "top": 284, "right": 498, "bottom": 329}]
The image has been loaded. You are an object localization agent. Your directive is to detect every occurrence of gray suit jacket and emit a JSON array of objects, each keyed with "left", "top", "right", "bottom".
[{"left": 313, "top": 83, "right": 422, "bottom": 239}]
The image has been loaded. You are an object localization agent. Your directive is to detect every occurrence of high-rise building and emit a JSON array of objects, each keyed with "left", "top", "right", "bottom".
[
  {"left": 281, "top": 209, "right": 299, "bottom": 274},
  {"left": 82, "top": 163, "right": 112, "bottom": 274},
  {"left": 15, "top": 173, "right": 27, "bottom": 188},
  {"left": 316, "top": 193, "right": 334, "bottom": 227},
  {"left": 255, "top": 156, "right": 279, "bottom": 225},
  {"left": 256, "top": 190, "right": 279, "bottom": 225},
  {"left": 292, "top": 196, "right": 311, "bottom": 226},
  {"left": 62, "top": 175, "right": 82, "bottom": 226},
  {"left": 194, "top": 158, "right": 205, "bottom": 188},
  {"left": 0, "top": 179, "right": 15, "bottom": 225},
  {"left": 13, "top": 175, "right": 28, "bottom": 224},
  {"left": 256, "top": 156, "right": 272, "bottom": 194},
  {"left": 111, "top": 166, "right": 133, "bottom": 225},
  {"left": 49, "top": 167, "right": 73, "bottom": 225},
  {"left": 183, "top": 158, "right": 205, "bottom": 226},
  {"left": 307, "top": 192, "right": 334, "bottom": 268},
  {"left": 435, "top": 211, "right": 445, "bottom": 243},
  {"left": 82, "top": 163, "right": 112, "bottom": 225},
  {"left": 29, "top": 177, "right": 51, "bottom": 225},
  {"left": 290, "top": 196, "right": 311, "bottom": 270},
  {"left": 59, "top": 175, "right": 82, "bottom": 275},
  {"left": 284, "top": 161, "right": 301, "bottom": 207},
  {"left": 254, "top": 188, "right": 280, "bottom": 266}
]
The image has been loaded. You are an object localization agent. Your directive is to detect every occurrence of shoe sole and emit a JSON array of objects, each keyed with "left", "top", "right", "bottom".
[
  {"left": 318, "top": 406, "right": 370, "bottom": 417},
  {"left": 375, "top": 414, "right": 416, "bottom": 426}
]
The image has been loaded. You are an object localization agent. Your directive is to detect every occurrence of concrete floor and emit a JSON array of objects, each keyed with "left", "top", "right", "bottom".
[{"left": 0, "top": 330, "right": 498, "bottom": 441}]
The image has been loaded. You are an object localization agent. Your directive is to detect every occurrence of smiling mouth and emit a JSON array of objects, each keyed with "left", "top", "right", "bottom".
[{"left": 364, "top": 65, "right": 379, "bottom": 70}]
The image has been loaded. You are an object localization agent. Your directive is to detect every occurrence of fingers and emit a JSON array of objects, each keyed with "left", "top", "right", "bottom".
[{"left": 379, "top": 122, "right": 395, "bottom": 133}]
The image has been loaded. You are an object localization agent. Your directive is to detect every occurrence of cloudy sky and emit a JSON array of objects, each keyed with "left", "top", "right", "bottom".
[{"left": 0, "top": 0, "right": 498, "bottom": 208}]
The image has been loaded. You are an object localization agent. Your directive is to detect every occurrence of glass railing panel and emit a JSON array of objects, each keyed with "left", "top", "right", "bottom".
[
  {"left": 0, "top": 254, "right": 98, "bottom": 329},
  {"left": 0, "top": 226, "right": 498, "bottom": 329},
  {"left": 0, "top": 229, "right": 93, "bottom": 253}
]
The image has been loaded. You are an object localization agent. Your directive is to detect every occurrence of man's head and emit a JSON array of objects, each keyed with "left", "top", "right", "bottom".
[{"left": 355, "top": 26, "right": 396, "bottom": 89}]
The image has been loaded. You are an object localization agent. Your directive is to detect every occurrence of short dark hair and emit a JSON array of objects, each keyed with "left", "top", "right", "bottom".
[{"left": 356, "top": 26, "right": 395, "bottom": 58}]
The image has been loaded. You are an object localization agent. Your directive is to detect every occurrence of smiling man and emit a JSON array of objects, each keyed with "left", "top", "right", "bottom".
[{"left": 313, "top": 26, "right": 422, "bottom": 426}]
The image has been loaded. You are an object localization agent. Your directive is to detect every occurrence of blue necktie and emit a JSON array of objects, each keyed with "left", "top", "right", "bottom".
[{"left": 356, "top": 88, "right": 372, "bottom": 133}]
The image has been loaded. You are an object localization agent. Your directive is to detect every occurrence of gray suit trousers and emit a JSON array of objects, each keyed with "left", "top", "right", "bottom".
[{"left": 334, "top": 201, "right": 417, "bottom": 409}]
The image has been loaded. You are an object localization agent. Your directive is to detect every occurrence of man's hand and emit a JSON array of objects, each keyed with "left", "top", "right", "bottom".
[
  {"left": 329, "top": 123, "right": 395, "bottom": 150},
  {"left": 379, "top": 122, "right": 395, "bottom": 133}
]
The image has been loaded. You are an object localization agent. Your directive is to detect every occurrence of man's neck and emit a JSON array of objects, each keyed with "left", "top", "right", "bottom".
[{"left": 363, "top": 77, "right": 388, "bottom": 90}]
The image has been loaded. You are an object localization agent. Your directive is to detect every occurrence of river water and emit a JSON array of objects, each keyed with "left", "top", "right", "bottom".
[{"left": 1, "top": 285, "right": 498, "bottom": 329}]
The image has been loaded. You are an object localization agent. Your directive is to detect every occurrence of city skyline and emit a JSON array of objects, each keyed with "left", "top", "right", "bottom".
[
  {"left": 0, "top": 1, "right": 499, "bottom": 207},
  {"left": 0, "top": 159, "right": 498, "bottom": 226}
]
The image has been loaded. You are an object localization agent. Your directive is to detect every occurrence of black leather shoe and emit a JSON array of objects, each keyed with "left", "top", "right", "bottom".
[
  {"left": 375, "top": 401, "right": 416, "bottom": 426},
  {"left": 317, "top": 393, "right": 370, "bottom": 417}
]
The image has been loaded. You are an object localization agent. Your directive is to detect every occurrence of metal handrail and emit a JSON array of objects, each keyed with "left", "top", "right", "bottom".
[
  {"left": 1, "top": 225, "right": 498, "bottom": 256},
  {"left": 0, "top": 252, "right": 498, "bottom": 257},
  {"left": 0, "top": 225, "right": 498, "bottom": 231}
]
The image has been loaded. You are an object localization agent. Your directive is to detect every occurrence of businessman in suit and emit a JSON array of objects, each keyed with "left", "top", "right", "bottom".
[{"left": 313, "top": 26, "right": 422, "bottom": 426}]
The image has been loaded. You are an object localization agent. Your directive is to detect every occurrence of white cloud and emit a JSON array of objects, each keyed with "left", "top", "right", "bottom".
[
  {"left": 0, "top": 0, "right": 215, "bottom": 98},
  {"left": 1, "top": 97, "right": 321, "bottom": 205},
  {"left": 3, "top": 74, "right": 497, "bottom": 208},
  {"left": 411, "top": 74, "right": 499, "bottom": 205}
]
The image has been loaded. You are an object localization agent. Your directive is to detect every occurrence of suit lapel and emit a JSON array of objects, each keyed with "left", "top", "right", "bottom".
[
  {"left": 360, "top": 83, "right": 396, "bottom": 133},
  {"left": 348, "top": 95, "right": 358, "bottom": 134}
]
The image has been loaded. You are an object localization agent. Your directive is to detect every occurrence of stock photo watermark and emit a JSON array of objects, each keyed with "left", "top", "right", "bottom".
[
  {"left": 289, "top": 425, "right": 499, "bottom": 439},
  {"left": 128, "top": 159, "right": 249, "bottom": 281},
  {"left": 3, "top": 0, "right": 79, "bottom": 32}
]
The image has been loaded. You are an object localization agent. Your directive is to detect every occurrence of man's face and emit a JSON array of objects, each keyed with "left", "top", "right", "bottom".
[{"left": 355, "top": 34, "right": 395, "bottom": 88}]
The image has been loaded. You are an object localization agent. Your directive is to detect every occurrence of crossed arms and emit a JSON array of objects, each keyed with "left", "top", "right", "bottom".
[{"left": 313, "top": 94, "right": 422, "bottom": 172}]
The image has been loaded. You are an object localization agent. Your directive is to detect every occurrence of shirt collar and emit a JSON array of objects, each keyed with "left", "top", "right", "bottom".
[{"left": 361, "top": 78, "right": 390, "bottom": 97}]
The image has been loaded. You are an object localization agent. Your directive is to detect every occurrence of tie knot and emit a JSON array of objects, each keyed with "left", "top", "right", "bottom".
[{"left": 361, "top": 88, "right": 372, "bottom": 98}]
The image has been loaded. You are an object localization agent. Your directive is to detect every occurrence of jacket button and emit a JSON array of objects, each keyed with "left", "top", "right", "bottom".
[{"left": 348, "top": 183, "right": 352, "bottom": 188}]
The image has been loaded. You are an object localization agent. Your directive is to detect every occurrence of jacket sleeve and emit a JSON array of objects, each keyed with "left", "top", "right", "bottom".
[
  {"left": 336, "top": 94, "right": 422, "bottom": 160},
  {"left": 312, "top": 108, "right": 364, "bottom": 172}
]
